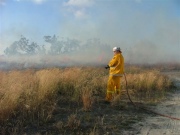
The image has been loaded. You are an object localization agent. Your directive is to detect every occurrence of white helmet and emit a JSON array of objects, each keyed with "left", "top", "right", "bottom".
[{"left": 113, "top": 47, "right": 121, "bottom": 52}]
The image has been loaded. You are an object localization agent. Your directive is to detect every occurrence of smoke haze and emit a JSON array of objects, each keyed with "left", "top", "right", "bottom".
[{"left": 0, "top": 0, "right": 179, "bottom": 68}]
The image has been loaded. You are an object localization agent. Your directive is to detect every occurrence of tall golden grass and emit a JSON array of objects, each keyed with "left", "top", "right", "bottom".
[
  {"left": 121, "top": 69, "right": 173, "bottom": 102},
  {"left": 0, "top": 67, "right": 173, "bottom": 126}
]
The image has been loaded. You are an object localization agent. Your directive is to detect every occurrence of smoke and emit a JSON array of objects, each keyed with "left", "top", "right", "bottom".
[
  {"left": 0, "top": 36, "right": 112, "bottom": 70},
  {"left": 60, "top": 1, "right": 180, "bottom": 65},
  {"left": 0, "top": 53, "right": 111, "bottom": 70},
  {"left": 125, "top": 40, "right": 179, "bottom": 64},
  {"left": 0, "top": 0, "right": 179, "bottom": 69},
  {"left": 125, "top": 16, "right": 180, "bottom": 64}
]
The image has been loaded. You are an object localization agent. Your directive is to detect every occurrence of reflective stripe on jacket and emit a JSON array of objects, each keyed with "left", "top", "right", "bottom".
[{"left": 108, "top": 53, "right": 124, "bottom": 76}]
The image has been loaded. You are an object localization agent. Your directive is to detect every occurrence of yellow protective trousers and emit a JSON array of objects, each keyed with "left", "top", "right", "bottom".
[{"left": 106, "top": 75, "right": 121, "bottom": 102}]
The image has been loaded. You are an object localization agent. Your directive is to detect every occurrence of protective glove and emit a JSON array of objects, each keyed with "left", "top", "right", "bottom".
[{"left": 105, "top": 65, "right": 110, "bottom": 69}]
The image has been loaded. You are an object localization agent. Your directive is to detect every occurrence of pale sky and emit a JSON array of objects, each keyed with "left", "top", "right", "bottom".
[{"left": 0, "top": 0, "right": 180, "bottom": 64}]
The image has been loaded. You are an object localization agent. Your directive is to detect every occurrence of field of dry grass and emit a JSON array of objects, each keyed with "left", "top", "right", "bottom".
[{"left": 0, "top": 66, "right": 174, "bottom": 134}]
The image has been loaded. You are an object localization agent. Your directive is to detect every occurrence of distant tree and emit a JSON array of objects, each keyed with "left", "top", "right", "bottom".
[
  {"left": 63, "top": 38, "right": 80, "bottom": 53},
  {"left": 39, "top": 45, "right": 46, "bottom": 55},
  {"left": 4, "top": 36, "right": 43, "bottom": 56},
  {"left": 44, "top": 35, "right": 80, "bottom": 54},
  {"left": 85, "top": 38, "right": 100, "bottom": 46},
  {"left": 4, "top": 41, "right": 19, "bottom": 55},
  {"left": 44, "top": 35, "right": 63, "bottom": 54}
]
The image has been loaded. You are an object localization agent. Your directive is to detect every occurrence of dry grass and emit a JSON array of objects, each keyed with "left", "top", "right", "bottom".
[
  {"left": 122, "top": 69, "right": 173, "bottom": 102},
  {"left": 81, "top": 87, "right": 94, "bottom": 111},
  {"left": 0, "top": 66, "right": 174, "bottom": 134}
]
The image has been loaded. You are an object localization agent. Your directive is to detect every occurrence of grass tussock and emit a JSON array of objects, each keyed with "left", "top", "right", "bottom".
[
  {"left": 81, "top": 87, "right": 94, "bottom": 111},
  {"left": 0, "top": 66, "right": 174, "bottom": 134},
  {"left": 122, "top": 69, "right": 173, "bottom": 102}
]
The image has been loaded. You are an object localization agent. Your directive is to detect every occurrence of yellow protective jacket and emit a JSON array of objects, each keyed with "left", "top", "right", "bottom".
[{"left": 108, "top": 53, "right": 124, "bottom": 76}]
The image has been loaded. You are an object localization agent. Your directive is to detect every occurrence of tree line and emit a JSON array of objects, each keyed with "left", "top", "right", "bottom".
[{"left": 4, "top": 35, "right": 110, "bottom": 56}]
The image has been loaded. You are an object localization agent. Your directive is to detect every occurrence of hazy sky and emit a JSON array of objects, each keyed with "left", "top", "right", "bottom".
[{"left": 0, "top": 0, "right": 180, "bottom": 64}]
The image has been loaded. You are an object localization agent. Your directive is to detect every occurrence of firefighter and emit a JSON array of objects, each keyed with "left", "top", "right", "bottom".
[{"left": 104, "top": 47, "right": 124, "bottom": 103}]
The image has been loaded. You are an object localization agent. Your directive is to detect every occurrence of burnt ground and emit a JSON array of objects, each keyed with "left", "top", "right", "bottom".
[
  {"left": 123, "top": 71, "right": 180, "bottom": 135},
  {"left": 25, "top": 99, "right": 149, "bottom": 135},
  {"left": 1, "top": 93, "right": 150, "bottom": 135}
]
